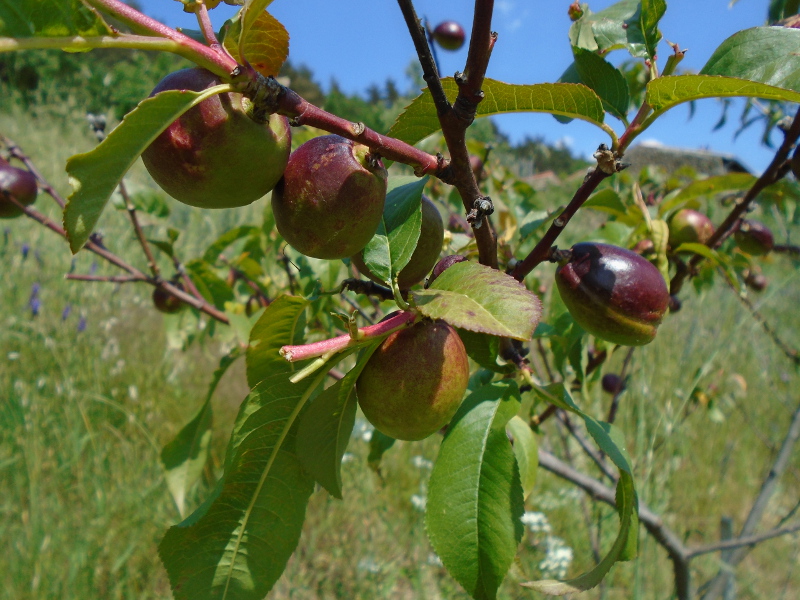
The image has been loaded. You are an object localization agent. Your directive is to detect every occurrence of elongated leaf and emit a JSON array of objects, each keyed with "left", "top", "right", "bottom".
[
  {"left": 361, "top": 176, "right": 426, "bottom": 286},
  {"left": 296, "top": 342, "right": 381, "bottom": 498},
  {"left": 647, "top": 75, "right": 800, "bottom": 119},
  {"left": 388, "top": 79, "right": 606, "bottom": 148},
  {"left": 159, "top": 296, "right": 323, "bottom": 600},
  {"left": 203, "top": 226, "right": 261, "bottom": 264},
  {"left": 247, "top": 295, "right": 307, "bottom": 387},
  {"left": 186, "top": 259, "right": 235, "bottom": 310},
  {"left": 456, "top": 329, "right": 515, "bottom": 374},
  {"left": 663, "top": 173, "right": 757, "bottom": 212},
  {"left": 426, "top": 381, "right": 524, "bottom": 600},
  {"left": 64, "top": 86, "right": 228, "bottom": 252},
  {"left": 522, "top": 382, "right": 637, "bottom": 594},
  {"left": 673, "top": 242, "right": 721, "bottom": 264},
  {"left": 410, "top": 261, "right": 542, "bottom": 341},
  {"left": 161, "top": 347, "right": 242, "bottom": 517},
  {"left": 367, "top": 430, "right": 395, "bottom": 471},
  {"left": 506, "top": 415, "right": 538, "bottom": 501},
  {"left": 0, "top": 0, "right": 110, "bottom": 37},
  {"left": 572, "top": 47, "right": 630, "bottom": 121},
  {"left": 569, "top": 0, "right": 665, "bottom": 59},
  {"left": 222, "top": 7, "right": 288, "bottom": 77},
  {"left": 701, "top": 27, "right": 800, "bottom": 91}
]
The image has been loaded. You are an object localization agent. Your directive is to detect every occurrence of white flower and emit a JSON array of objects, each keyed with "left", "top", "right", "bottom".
[
  {"left": 411, "top": 455, "right": 433, "bottom": 470},
  {"left": 411, "top": 494, "right": 427, "bottom": 512},
  {"left": 521, "top": 511, "right": 552, "bottom": 533},
  {"left": 539, "top": 535, "right": 574, "bottom": 579}
]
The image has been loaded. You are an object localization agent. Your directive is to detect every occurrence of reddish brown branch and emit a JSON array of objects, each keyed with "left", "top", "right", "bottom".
[{"left": 511, "top": 167, "right": 611, "bottom": 281}]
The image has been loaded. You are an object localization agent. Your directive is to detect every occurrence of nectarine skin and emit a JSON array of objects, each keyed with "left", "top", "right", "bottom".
[
  {"left": 141, "top": 68, "right": 291, "bottom": 209},
  {"left": 556, "top": 242, "right": 669, "bottom": 346},
  {"left": 356, "top": 319, "right": 469, "bottom": 441},
  {"left": 0, "top": 158, "right": 38, "bottom": 219},
  {"left": 272, "top": 135, "right": 387, "bottom": 260}
]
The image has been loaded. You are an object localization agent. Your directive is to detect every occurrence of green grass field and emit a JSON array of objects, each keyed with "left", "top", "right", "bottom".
[{"left": 1, "top": 104, "right": 799, "bottom": 600}]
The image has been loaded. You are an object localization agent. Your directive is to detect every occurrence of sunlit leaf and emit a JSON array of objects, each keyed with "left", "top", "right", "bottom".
[
  {"left": 160, "top": 296, "right": 323, "bottom": 600},
  {"left": 388, "top": 79, "right": 607, "bottom": 148},
  {"left": 222, "top": 6, "right": 288, "bottom": 77},
  {"left": 64, "top": 86, "right": 228, "bottom": 252},
  {"left": 296, "top": 342, "right": 381, "bottom": 498},
  {"left": 522, "top": 382, "right": 637, "bottom": 593},
  {"left": 701, "top": 26, "right": 800, "bottom": 92},
  {"left": 411, "top": 261, "right": 542, "bottom": 341},
  {"left": 360, "top": 176, "right": 427, "bottom": 286},
  {"left": 647, "top": 75, "right": 800, "bottom": 119},
  {"left": 0, "top": 0, "right": 110, "bottom": 37},
  {"left": 506, "top": 415, "right": 538, "bottom": 501},
  {"left": 569, "top": 0, "right": 665, "bottom": 59},
  {"left": 427, "top": 381, "right": 524, "bottom": 600}
]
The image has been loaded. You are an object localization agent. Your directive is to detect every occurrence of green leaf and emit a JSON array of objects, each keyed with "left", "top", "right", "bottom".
[
  {"left": 456, "top": 329, "right": 516, "bottom": 374},
  {"left": 203, "top": 226, "right": 261, "bottom": 264},
  {"left": 367, "top": 430, "right": 396, "bottom": 471},
  {"left": 650, "top": 219, "right": 670, "bottom": 285},
  {"left": 572, "top": 47, "right": 631, "bottom": 121},
  {"left": 296, "top": 342, "right": 381, "bottom": 498},
  {"left": 159, "top": 296, "right": 324, "bottom": 600},
  {"left": 662, "top": 173, "right": 757, "bottom": 213},
  {"left": 222, "top": 6, "right": 288, "bottom": 77},
  {"left": 410, "top": 261, "right": 542, "bottom": 341},
  {"left": 646, "top": 75, "right": 800, "bottom": 120},
  {"left": 506, "top": 415, "right": 538, "bottom": 501},
  {"left": 0, "top": 0, "right": 111, "bottom": 37},
  {"left": 673, "top": 242, "right": 721, "bottom": 264},
  {"left": 426, "top": 381, "right": 525, "bottom": 600},
  {"left": 388, "top": 79, "right": 607, "bottom": 148},
  {"left": 64, "top": 86, "right": 228, "bottom": 252},
  {"left": 701, "top": 27, "right": 800, "bottom": 91},
  {"left": 522, "top": 382, "right": 637, "bottom": 594},
  {"left": 186, "top": 259, "right": 235, "bottom": 310},
  {"left": 360, "top": 176, "right": 427, "bottom": 286},
  {"left": 569, "top": 0, "right": 665, "bottom": 59},
  {"left": 246, "top": 295, "right": 307, "bottom": 387},
  {"left": 161, "top": 347, "right": 242, "bottom": 517}
]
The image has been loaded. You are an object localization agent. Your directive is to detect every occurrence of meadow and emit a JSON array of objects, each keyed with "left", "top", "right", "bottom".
[{"left": 1, "top": 100, "right": 799, "bottom": 600}]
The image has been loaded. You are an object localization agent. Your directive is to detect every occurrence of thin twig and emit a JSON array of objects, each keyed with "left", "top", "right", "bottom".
[
  {"left": 66, "top": 273, "right": 143, "bottom": 283},
  {"left": 671, "top": 105, "right": 800, "bottom": 295},
  {"left": 511, "top": 166, "right": 611, "bottom": 281},
  {"left": 118, "top": 179, "right": 161, "bottom": 277},
  {"left": 607, "top": 347, "right": 636, "bottom": 424},
  {"left": 687, "top": 522, "right": 800, "bottom": 559}
]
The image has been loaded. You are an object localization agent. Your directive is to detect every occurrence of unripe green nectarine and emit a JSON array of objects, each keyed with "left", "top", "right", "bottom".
[
  {"left": 668, "top": 209, "right": 714, "bottom": 249},
  {"left": 356, "top": 319, "right": 469, "bottom": 441}
]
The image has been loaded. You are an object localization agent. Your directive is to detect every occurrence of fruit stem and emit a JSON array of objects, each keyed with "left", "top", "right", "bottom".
[{"left": 280, "top": 311, "right": 417, "bottom": 362}]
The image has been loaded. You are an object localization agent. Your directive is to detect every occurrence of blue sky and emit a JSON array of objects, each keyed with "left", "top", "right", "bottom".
[{"left": 138, "top": 1, "right": 780, "bottom": 173}]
